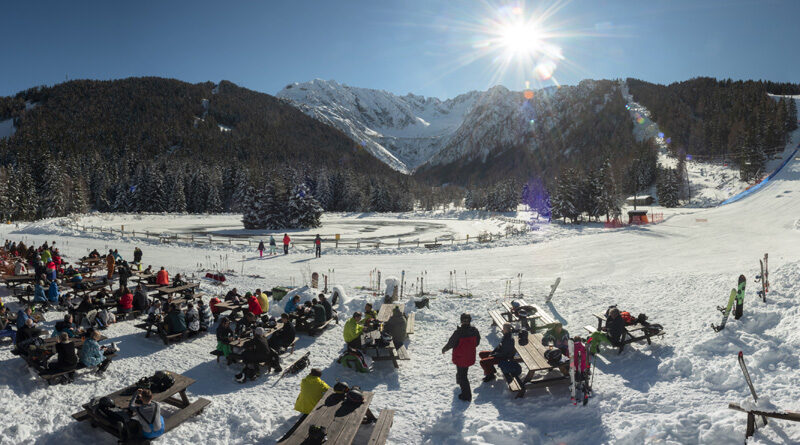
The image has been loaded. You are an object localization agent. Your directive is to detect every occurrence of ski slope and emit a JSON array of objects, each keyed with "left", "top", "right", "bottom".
[{"left": 2, "top": 159, "right": 800, "bottom": 444}]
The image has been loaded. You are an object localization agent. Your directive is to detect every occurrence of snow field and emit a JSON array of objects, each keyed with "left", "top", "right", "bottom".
[{"left": 4, "top": 150, "right": 800, "bottom": 443}]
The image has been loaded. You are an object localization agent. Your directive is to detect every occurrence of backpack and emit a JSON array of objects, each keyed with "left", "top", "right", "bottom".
[
  {"left": 518, "top": 330, "right": 529, "bottom": 346},
  {"left": 544, "top": 349, "right": 562, "bottom": 366},
  {"left": 498, "top": 360, "right": 522, "bottom": 381},
  {"left": 151, "top": 371, "right": 175, "bottom": 393},
  {"left": 338, "top": 349, "right": 369, "bottom": 373},
  {"left": 307, "top": 425, "right": 327, "bottom": 445},
  {"left": 620, "top": 311, "right": 635, "bottom": 325}
]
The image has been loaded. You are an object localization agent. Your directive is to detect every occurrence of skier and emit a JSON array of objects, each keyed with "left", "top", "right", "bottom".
[
  {"left": 133, "top": 247, "right": 143, "bottom": 265},
  {"left": 282, "top": 233, "right": 291, "bottom": 255},
  {"left": 734, "top": 274, "right": 746, "bottom": 320},
  {"left": 269, "top": 235, "right": 277, "bottom": 255},
  {"left": 257, "top": 240, "right": 265, "bottom": 258},
  {"left": 442, "top": 313, "right": 480, "bottom": 402},
  {"left": 314, "top": 234, "right": 322, "bottom": 258}
]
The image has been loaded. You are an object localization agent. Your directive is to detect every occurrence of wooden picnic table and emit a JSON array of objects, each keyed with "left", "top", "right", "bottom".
[
  {"left": 78, "top": 257, "right": 103, "bottom": 266},
  {"left": 2, "top": 274, "right": 36, "bottom": 288},
  {"left": 71, "top": 372, "right": 210, "bottom": 441},
  {"left": 584, "top": 313, "right": 665, "bottom": 347},
  {"left": 508, "top": 332, "right": 569, "bottom": 398},
  {"left": 213, "top": 300, "right": 247, "bottom": 320},
  {"left": 281, "top": 389, "right": 394, "bottom": 445},
  {"left": 489, "top": 300, "right": 558, "bottom": 333},
  {"left": 156, "top": 282, "right": 199, "bottom": 297},
  {"left": 376, "top": 303, "right": 415, "bottom": 335},
  {"left": 361, "top": 329, "right": 410, "bottom": 369}
]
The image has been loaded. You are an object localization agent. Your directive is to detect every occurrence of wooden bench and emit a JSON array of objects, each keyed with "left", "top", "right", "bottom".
[
  {"left": 34, "top": 353, "right": 118, "bottom": 385},
  {"left": 72, "top": 373, "right": 210, "bottom": 442},
  {"left": 363, "top": 330, "right": 410, "bottom": 369},
  {"left": 114, "top": 309, "right": 143, "bottom": 321},
  {"left": 367, "top": 409, "right": 395, "bottom": 445},
  {"left": 212, "top": 337, "right": 297, "bottom": 363},
  {"left": 406, "top": 312, "right": 415, "bottom": 335},
  {"left": 135, "top": 321, "right": 189, "bottom": 345}
]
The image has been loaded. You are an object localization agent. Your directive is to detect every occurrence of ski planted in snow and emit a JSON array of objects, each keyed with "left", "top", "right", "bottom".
[
  {"left": 545, "top": 277, "right": 561, "bottom": 303},
  {"left": 568, "top": 339, "right": 576, "bottom": 405},
  {"left": 764, "top": 253, "right": 769, "bottom": 293},
  {"left": 738, "top": 351, "right": 768, "bottom": 426},
  {"left": 711, "top": 289, "right": 737, "bottom": 332},
  {"left": 757, "top": 259, "right": 766, "bottom": 303}
]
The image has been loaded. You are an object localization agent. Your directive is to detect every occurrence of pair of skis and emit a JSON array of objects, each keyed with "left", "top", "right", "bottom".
[
  {"left": 755, "top": 253, "right": 768, "bottom": 303},
  {"left": 567, "top": 339, "right": 591, "bottom": 406}
]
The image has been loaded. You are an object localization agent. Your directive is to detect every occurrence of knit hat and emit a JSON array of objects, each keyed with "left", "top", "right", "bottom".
[{"left": 255, "top": 327, "right": 265, "bottom": 337}]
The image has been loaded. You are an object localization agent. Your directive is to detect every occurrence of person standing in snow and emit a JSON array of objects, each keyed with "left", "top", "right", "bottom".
[
  {"left": 314, "top": 234, "right": 321, "bottom": 258},
  {"left": 133, "top": 247, "right": 143, "bottom": 267},
  {"left": 257, "top": 240, "right": 265, "bottom": 258},
  {"left": 269, "top": 235, "right": 277, "bottom": 255},
  {"left": 442, "top": 313, "right": 480, "bottom": 402},
  {"left": 282, "top": 233, "right": 291, "bottom": 255},
  {"left": 106, "top": 251, "right": 115, "bottom": 280}
]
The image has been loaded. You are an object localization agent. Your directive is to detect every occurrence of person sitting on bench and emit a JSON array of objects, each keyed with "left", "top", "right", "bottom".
[
  {"left": 53, "top": 314, "right": 81, "bottom": 338},
  {"left": 128, "top": 389, "right": 165, "bottom": 440},
  {"left": 165, "top": 304, "right": 187, "bottom": 337},
  {"left": 47, "top": 279, "right": 61, "bottom": 306},
  {"left": 0, "top": 306, "right": 15, "bottom": 343},
  {"left": 117, "top": 287, "right": 133, "bottom": 314},
  {"left": 143, "top": 264, "right": 153, "bottom": 276},
  {"left": 49, "top": 332, "right": 78, "bottom": 379},
  {"left": 318, "top": 294, "right": 333, "bottom": 321},
  {"left": 284, "top": 295, "right": 301, "bottom": 314},
  {"left": 236, "top": 327, "right": 281, "bottom": 382},
  {"left": 541, "top": 323, "right": 570, "bottom": 355},
  {"left": 236, "top": 310, "right": 261, "bottom": 336},
  {"left": 294, "top": 368, "right": 330, "bottom": 418},
  {"left": 588, "top": 308, "right": 627, "bottom": 354},
  {"left": 479, "top": 323, "right": 515, "bottom": 382},
  {"left": 271, "top": 313, "right": 296, "bottom": 352},
  {"left": 382, "top": 306, "right": 407, "bottom": 349},
  {"left": 13, "top": 259, "right": 26, "bottom": 276},
  {"left": 343, "top": 312, "right": 364, "bottom": 350},
  {"left": 225, "top": 288, "right": 243, "bottom": 304},
  {"left": 185, "top": 301, "right": 200, "bottom": 337},
  {"left": 33, "top": 280, "right": 50, "bottom": 306},
  {"left": 309, "top": 299, "right": 327, "bottom": 335},
  {"left": 79, "top": 330, "right": 112, "bottom": 375},
  {"left": 155, "top": 267, "right": 170, "bottom": 286},
  {"left": 363, "top": 303, "right": 378, "bottom": 328},
  {"left": 16, "top": 307, "right": 34, "bottom": 329},
  {"left": 16, "top": 318, "right": 44, "bottom": 354},
  {"left": 132, "top": 284, "right": 148, "bottom": 312},
  {"left": 256, "top": 288, "right": 269, "bottom": 313},
  {"left": 197, "top": 298, "right": 213, "bottom": 331},
  {"left": 172, "top": 273, "right": 187, "bottom": 288},
  {"left": 247, "top": 292, "right": 263, "bottom": 316},
  {"left": 216, "top": 317, "right": 235, "bottom": 361}
]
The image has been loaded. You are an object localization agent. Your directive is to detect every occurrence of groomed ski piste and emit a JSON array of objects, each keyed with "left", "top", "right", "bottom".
[{"left": 3, "top": 157, "right": 800, "bottom": 443}]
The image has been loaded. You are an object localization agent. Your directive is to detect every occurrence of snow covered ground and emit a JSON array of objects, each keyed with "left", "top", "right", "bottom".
[{"left": 3, "top": 155, "right": 800, "bottom": 443}]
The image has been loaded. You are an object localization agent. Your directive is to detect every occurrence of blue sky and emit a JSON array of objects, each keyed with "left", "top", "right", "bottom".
[{"left": 1, "top": 0, "right": 798, "bottom": 99}]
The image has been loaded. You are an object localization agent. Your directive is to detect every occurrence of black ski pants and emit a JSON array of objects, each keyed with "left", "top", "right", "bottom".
[
  {"left": 456, "top": 366, "right": 471, "bottom": 400},
  {"left": 283, "top": 244, "right": 289, "bottom": 255}
]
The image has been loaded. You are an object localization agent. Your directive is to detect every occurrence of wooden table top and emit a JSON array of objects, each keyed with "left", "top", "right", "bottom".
[
  {"left": 82, "top": 373, "right": 195, "bottom": 410},
  {"left": 377, "top": 304, "right": 403, "bottom": 323},
  {"left": 283, "top": 389, "right": 375, "bottom": 445}
]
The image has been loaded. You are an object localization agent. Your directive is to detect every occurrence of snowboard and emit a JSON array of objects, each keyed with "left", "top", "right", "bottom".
[
  {"left": 711, "top": 289, "right": 737, "bottom": 332},
  {"left": 545, "top": 277, "right": 561, "bottom": 303},
  {"left": 738, "top": 351, "right": 768, "bottom": 426},
  {"left": 568, "top": 339, "right": 576, "bottom": 405}
]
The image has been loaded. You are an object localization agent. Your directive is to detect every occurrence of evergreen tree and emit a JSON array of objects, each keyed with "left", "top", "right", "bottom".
[
  {"left": 16, "top": 168, "right": 39, "bottom": 220},
  {"left": 38, "top": 162, "right": 66, "bottom": 218},
  {"left": 170, "top": 175, "right": 187, "bottom": 213},
  {"left": 656, "top": 167, "right": 680, "bottom": 207},
  {"left": 206, "top": 183, "right": 223, "bottom": 213},
  {"left": 315, "top": 171, "right": 331, "bottom": 210},
  {"left": 241, "top": 186, "right": 264, "bottom": 229},
  {"left": 551, "top": 169, "right": 580, "bottom": 223},
  {"left": 68, "top": 177, "right": 89, "bottom": 214},
  {"left": 287, "top": 183, "right": 323, "bottom": 228},
  {"left": 597, "top": 159, "right": 620, "bottom": 221}
]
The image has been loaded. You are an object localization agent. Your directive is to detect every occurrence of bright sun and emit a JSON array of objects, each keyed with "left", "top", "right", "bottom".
[{"left": 499, "top": 23, "right": 543, "bottom": 56}]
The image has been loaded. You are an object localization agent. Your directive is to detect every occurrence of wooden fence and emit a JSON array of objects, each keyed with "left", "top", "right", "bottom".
[{"left": 61, "top": 221, "right": 533, "bottom": 252}]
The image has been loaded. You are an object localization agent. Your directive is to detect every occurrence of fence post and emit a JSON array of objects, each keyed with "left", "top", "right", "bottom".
[
  {"left": 398, "top": 239, "right": 401, "bottom": 248},
  {"left": 466, "top": 234, "right": 469, "bottom": 244},
  {"left": 190, "top": 235, "right": 193, "bottom": 243},
  {"left": 417, "top": 240, "right": 419, "bottom": 247},
  {"left": 357, "top": 241, "right": 360, "bottom": 250}
]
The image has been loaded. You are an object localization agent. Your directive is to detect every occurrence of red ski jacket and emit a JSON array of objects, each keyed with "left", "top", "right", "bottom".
[{"left": 442, "top": 325, "right": 480, "bottom": 367}]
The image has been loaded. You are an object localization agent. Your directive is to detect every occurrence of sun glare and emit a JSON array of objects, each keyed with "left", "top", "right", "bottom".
[{"left": 500, "top": 23, "right": 543, "bottom": 56}]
